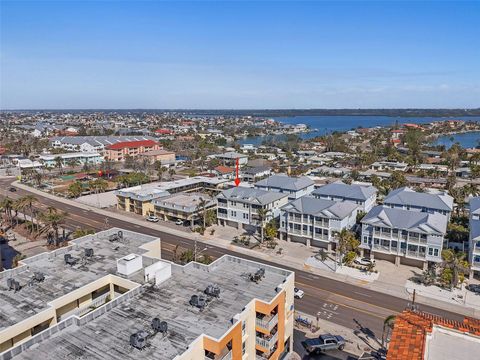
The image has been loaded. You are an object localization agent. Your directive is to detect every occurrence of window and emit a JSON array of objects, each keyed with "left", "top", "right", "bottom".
[
  {"left": 230, "top": 210, "right": 237, "bottom": 216},
  {"left": 243, "top": 213, "right": 249, "bottom": 220},
  {"left": 434, "top": 249, "right": 439, "bottom": 257}
]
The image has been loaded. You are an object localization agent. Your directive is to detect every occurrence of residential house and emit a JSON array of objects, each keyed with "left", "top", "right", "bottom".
[
  {"left": 39, "top": 152, "right": 104, "bottom": 168},
  {"left": 312, "top": 181, "right": 377, "bottom": 212},
  {"left": 361, "top": 206, "right": 448, "bottom": 268},
  {"left": 242, "top": 166, "right": 272, "bottom": 183},
  {"left": 371, "top": 161, "right": 409, "bottom": 172},
  {"left": 215, "top": 152, "right": 248, "bottom": 167},
  {"left": 383, "top": 187, "right": 453, "bottom": 219},
  {"left": 279, "top": 197, "right": 358, "bottom": 250},
  {"left": 254, "top": 174, "right": 315, "bottom": 200}
]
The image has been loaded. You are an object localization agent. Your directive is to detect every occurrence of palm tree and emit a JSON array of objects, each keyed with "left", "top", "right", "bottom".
[
  {"left": 382, "top": 315, "right": 396, "bottom": 348},
  {"left": 195, "top": 197, "right": 208, "bottom": 229},
  {"left": 68, "top": 181, "right": 84, "bottom": 198},
  {"left": 168, "top": 168, "right": 176, "bottom": 179},
  {"left": 0, "top": 197, "right": 14, "bottom": 225},
  {"left": 38, "top": 207, "right": 68, "bottom": 246},
  {"left": 23, "top": 195, "right": 39, "bottom": 232},
  {"left": 441, "top": 249, "right": 470, "bottom": 290},
  {"left": 336, "top": 229, "right": 360, "bottom": 266},
  {"left": 54, "top": 156, "right": 63, "bottom": 174},
  {"left": 256, "top": 208, "right": 271, "bottom": 244}
]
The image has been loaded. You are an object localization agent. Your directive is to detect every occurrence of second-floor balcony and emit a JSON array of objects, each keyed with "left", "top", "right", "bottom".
[
  {"left": 256, "top": 313, "right": 278, "bottom": 332},
  {"left": 205, "top": 349, "right": 232, "bottom": 360},
  {"left": 256, "top": 331, "right": 278, "bottom": 351}
]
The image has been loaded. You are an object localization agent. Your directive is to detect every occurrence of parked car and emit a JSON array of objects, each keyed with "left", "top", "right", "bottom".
[
  {"left": 466, "top": 284, "right": 480, "bottom": 294},
  {"left": 294, "top": 287, "right": 305, "bottom": 299},
  {"left": 8, "top": 187, "right": 16, "bottom": 192},
  {"left": 302, "top": 334, "right": 346, "bottom": 354},
  {"left": 175, "top": 219, "right": 184, "bottom": 225},
  {"left": 354, "top": 257, "right": 375, "bottom": 266},
  {"left": 146, "top": 215, "right": 159, "bottom": 223}
]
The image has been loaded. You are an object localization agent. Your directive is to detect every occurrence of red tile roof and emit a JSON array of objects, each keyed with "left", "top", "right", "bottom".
[
  {"left": 214, "top": 165, "right": 235, "bottom": 174},
  {"left": 387, "top": 310, "right": 480, "bottom": 360},
  {"left": 106, "top": 140, "right": 159, "bottom": 150}
]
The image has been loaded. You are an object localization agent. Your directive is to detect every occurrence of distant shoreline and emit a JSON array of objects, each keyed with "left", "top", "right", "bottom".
[{"left": 2, "top": 108, "right": 480, "bottom": 118}]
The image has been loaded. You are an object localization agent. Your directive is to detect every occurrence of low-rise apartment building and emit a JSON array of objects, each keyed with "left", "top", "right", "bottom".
[
  {"left": 312, "top": 181, "right": 377, "bottom": 212},
  {"left": 371, "top": 161, "right": 408, "bottom": 172},
  {"left": 39, "top": 152, "right": 104, "bottom": 167},
  {"left": 152, "top": 193, "right": 216, "bottom": 227},
  {"left": 361, "top": 206, "right": 448, "bottom": 268},
  {"left": 116, "top": 176, "right": 228, "bottom": 216},
  {"left": 138, "top": 149, "right": 176, "bottom": 166},
  {"left": 255, "top": 174, "right": 315, "bottom": 200},
  {"left": 50, "top": 136, "right": 156, "bottom": 153},
  {"left": 279, "top": 197, "right": 358, "bottom": 250},
  {"left": 217, "top": 187, "right": 289, "bottom": 232},
  {"left": 242, "top": 166, "right": 272, "bottom": 183},
  {"left": 0, "top": 228, "right": 295, "bottom": 360},
  {"left": 469, "top": 197, "right": 480, "bottom": 277},
  {"left": 383, "top": 187, "right": 453, "bottom": 219},
  {"left": 105, "top": 140, "right": 161, "bottom": 161}
]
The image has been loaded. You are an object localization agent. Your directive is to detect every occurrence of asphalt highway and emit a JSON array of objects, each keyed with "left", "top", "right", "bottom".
[{"left": 0, "top": 179, "right": 468, "bottom": 338}]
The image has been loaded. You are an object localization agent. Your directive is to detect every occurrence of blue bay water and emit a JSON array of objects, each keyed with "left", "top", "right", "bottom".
[{"left": 239, "top": 115, "right": 480, "bottom": 147}]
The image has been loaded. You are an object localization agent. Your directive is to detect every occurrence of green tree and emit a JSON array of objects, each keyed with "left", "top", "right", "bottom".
[
  {"left": 336, "top": 229, "right": 360, "bottom": 266},
  {"left": 264, "top": 220, "right": 278, "bottom": 241},
  {"left": 68, "top": 181, "right": 84, "bottom": 198},
  {"left": 441, "top": 249, "right": 470, "bottom": 290},
  {"left": 256, "top": 208, "right": 271, "bottom": 244},
  {"left": 38, "top": 207, "right": 68, "bottom": 246},
  {"left": 72, "top": 228, "right": 95, "bottom": 239},
  {"left": 382, "top": 315, "right": 396, "bottom": 348}
]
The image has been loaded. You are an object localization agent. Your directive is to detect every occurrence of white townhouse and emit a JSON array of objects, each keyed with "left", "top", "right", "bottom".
[
  {"left": 254, "top": 174, "right": 315, "bottom": 200},
  {"left": 361, "top": 206, "right": 448, "bottom": 269},
  {"left": 469, "top": 197, "right": 480, "bottom": 277},
  {"left": 216, "top": 187, "right": 289, "bottom": 233},
  {"left": 383, "top": 187, "right": 454, "bottom": 219},
  {"left": 279, "top": 196, "right": 358, "bottom": 250},
  {"left": 312, "top": 181, "right": 377, "bottom": 212}
]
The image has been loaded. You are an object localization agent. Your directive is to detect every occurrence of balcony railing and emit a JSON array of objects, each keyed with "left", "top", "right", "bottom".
[
  {"left": 256, "top": 313, "right": 278, "bottom": 332},
  {"left": 407, "top": 250, "right": 426, "bottom": 259},
  {"left": 256, "top": 332, "right": 278, "bottom": 350},
  {"left": 205, "top": 350, "right": 232, "bottom": 360}
]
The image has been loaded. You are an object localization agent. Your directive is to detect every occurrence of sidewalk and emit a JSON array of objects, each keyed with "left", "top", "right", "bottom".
[{"left": 12, "top": 180, "right": 480, "bottom": 318}]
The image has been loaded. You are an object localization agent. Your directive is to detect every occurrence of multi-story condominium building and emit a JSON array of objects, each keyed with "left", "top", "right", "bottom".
[
  {"left": 50, "top": 136, "right": 156, "bottom": 153},
  {"left": 383, "top": 187, "right": 454, "bottom": 219},
  {"left": 116, "top": 176, "right": 228, "bottom": 216},
  {"left": 217, "top": 187, "right": 289, "bottom": 232},
  {"left": 361, "top": 206, "right": 448, "bottom": 268},
  {"left": 469, "top": 197, "right": 480, "bottom": 277},
  {"left": 104, "top": 140, "right": 161, "bottom": 161},
  {"left": 0, "top": 228, "right": 295, "bottom": 360},
  {"left": 312, "top": 181, "right": 377, "bottom": 212},
  {"left": 254, "top": 174, "right": 315, "bottom": 200},
  {"left": 279, "top": 197, "right": 358, "bottom": 250},
  {"left": 38, "top": 152, "right": 104, "bottom": 168}
]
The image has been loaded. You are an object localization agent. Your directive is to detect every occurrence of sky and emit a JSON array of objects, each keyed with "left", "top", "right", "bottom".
[{"left": 1, "top": 1, "right": 479, "bottom": 109}]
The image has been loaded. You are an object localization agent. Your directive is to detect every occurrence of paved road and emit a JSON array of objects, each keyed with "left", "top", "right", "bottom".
[
  {"left": 293, "top": 330, "right": 359, "bottom": 360},
  {"left": 0, "top": 179, "right": 467, "bottom": 338}
]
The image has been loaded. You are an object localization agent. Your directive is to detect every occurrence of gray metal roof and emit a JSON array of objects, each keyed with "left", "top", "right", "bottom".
[
  {"left": 470, "top": 197, "right": 480, "bottom": 216},
  {"left": 255, "top": 174, "right": 314, "bottom": 191},
  {"left": 242, "top": 166, "right": 271, "bottom": 175},
  {"left": 218, "top": 187, "right": 288, "bottom": 205},
  {"left": 51, "top": 136, "right": 155, "bottom": 147},
  {"left": 471, "top": 219, "right": 480, "bottom": 241},
  {"left": 312, "top": 181, "right": 377, "bottom": 201},
  {"left": 362, "top": 205, "right": 448, "bottom": 235},
  {"left": 384, "top": 187, "right": 453, "bottom": 212},
  {"left": 216, "top": 151, "right": 247, "bottom": 159},
  {"left": 281, "top": 196, "right": 358, "bottom": 219}
]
